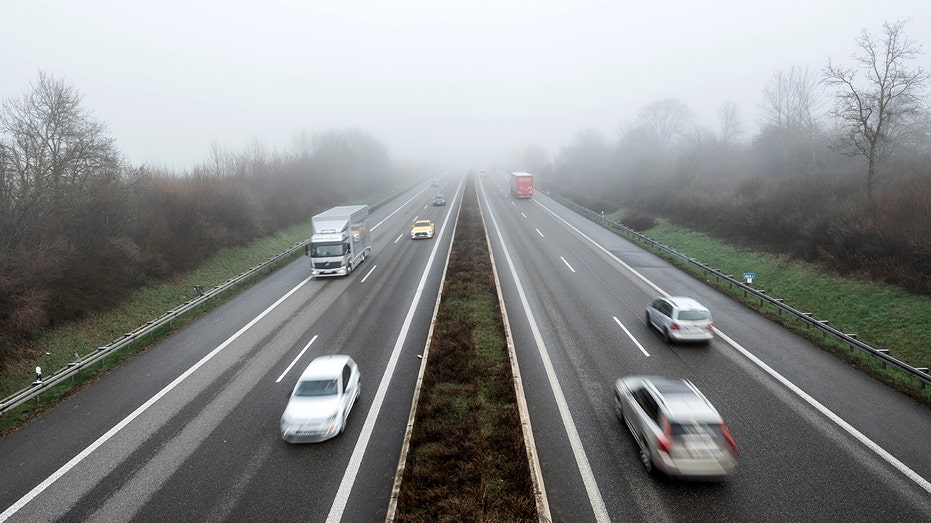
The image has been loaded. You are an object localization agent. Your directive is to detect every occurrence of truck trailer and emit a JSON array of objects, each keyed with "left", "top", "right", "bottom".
[
  {"left": 510, "top": 172, "right": 533, "bottom": 199},
  {"left": 306, "top": 205, "right": 372, "bottom": 277}
]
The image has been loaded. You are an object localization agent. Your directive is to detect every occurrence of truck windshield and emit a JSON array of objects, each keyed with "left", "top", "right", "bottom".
[{"left": 310, "top": 242, "right": 345, "bottom": 257}]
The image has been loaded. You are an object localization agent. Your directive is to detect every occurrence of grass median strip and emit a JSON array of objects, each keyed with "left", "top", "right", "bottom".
[{"left": 393, "top": 176, "right": 537, "bottom": 521}]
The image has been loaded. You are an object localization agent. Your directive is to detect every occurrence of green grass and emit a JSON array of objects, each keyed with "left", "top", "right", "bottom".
[
  {"left": 605, "top": 213, "right": 931, "bottom": 401},
  {"left": 394, "top": 176, "right": 536, "bottom": 521},
  {"left": 0, "top": 221, "right": 312, "bottom": 433},
  {"left": 0, "top": 186, "right": 414, "bottom": 432}
]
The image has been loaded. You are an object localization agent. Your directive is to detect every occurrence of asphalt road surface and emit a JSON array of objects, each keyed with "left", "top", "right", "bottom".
[
  {"left": 477, "top": 174, "right": 931, "bottom": 522},
  {"left": 0, "top": 178, "right": 463, "bottom": 522},
  {"left": 3, "top": 172, "right": 930, "bottom": 522}
]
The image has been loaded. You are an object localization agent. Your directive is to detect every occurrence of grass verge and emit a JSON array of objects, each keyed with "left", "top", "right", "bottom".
[
  {"left": 607, "top": 215, "right": 931, "bottom": 405},
  {"left": 0, "top": 222, "right": 311, "bottom": 435},
  {"left": 393, "top": 175, "right": 537, "bottom": 521}
]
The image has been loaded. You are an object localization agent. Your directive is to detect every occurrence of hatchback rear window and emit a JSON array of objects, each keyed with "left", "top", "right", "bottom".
[{"left": 677, "top": 310, "right": 709, "bottom": 321}]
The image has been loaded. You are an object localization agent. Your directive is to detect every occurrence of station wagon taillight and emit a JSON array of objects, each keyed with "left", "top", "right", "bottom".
[
  {"left": 657, "top": 417, "right": 674, "bottom": 453},
  {"left": 721, "top": 423, "right": 738, "bottom": 454}
]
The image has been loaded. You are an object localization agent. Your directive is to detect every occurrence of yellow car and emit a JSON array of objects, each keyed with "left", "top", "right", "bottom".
[{"left": 410, "top": 219, "right": 435, "bottom": 239}]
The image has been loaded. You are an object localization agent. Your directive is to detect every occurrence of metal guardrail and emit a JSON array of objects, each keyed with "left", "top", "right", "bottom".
[
  {"left": 559, "top": 198, "right": 931, "bottom": 390},
  {"left": 0, "top": 192, "right": 404, "bottom": 417},
  {"left": 0, "top": 240, "right": 310, "bottom": 416}
]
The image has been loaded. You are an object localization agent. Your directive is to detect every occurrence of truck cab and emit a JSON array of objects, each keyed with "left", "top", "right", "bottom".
[{"left": 307, "top": 205, "right": 372, "bottom": 277}]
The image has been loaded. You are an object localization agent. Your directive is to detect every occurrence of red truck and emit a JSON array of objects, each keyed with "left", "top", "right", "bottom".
[{"left": 510, "top": 172, "right": 533, "bottom": 199}]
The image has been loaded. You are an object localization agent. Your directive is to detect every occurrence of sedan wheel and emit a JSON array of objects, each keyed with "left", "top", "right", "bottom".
[
  {"left": 614, "top": 399, "right": 624, "bottom": 421},
  {"left": 639, "top": 445, "right": 654, "bottom": 474}
]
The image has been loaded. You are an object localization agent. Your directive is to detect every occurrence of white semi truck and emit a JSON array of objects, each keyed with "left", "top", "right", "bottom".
[{"left": 306, "top": 205, "right": 372, "bottom": 277}]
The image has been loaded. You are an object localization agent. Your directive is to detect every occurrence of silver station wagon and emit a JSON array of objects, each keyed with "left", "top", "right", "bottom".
[
  {"left": 614, "top": 376, "right": 738, "bottom": 479},
  {"left": 645, "top": 296, "right": 714, "bottom": 344}
]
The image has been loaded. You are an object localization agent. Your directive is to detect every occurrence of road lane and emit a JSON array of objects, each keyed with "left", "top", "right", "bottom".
[
  {"left": 477, "top": 173, "right": 931, "bottom": 521},
  {"left": 0, "top": 176, "right": 463, "bottom": 522}
]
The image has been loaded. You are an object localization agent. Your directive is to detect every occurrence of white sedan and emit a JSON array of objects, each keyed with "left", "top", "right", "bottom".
[{"left": 280, "top": 355, "right": 360, "bottom": 443}]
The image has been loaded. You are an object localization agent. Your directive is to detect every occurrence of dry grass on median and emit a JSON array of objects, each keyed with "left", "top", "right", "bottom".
[{"left": 393, "top": 174, "right": 537, "bottom": 522}]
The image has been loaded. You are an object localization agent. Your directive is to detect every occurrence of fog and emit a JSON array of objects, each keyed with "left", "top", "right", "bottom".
[{"left": 2, "top": 0, "right": 929, "bottom": 169}]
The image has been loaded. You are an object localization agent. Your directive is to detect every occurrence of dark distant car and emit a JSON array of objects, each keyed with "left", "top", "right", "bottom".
[
  {"left": 645, "top": 296, "right": 713, "bottom": 344},
  {"left": 614, "top": 376, "right": 738, "bottom": 479},
  {"left": 430, "top": 180, "right": 440, "bottom": 187},
  {"left": 432, "top": 193, "right": 446, "bottom": 206}
]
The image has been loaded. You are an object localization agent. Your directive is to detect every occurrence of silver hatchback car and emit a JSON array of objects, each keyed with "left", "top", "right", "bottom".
[
  {"left": 280, "top": 355, "right": 360, "bottom": 443},
  {"left": 614, "top": 376, "right": 738, "bottom": 479},
  {"left": 645, "top": 296, "right": 713, "bottom": 344}
]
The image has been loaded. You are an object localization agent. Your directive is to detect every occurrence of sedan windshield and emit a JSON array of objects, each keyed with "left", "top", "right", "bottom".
[{"left": 295, "top": 379, "right": 338, "bottom": 396}]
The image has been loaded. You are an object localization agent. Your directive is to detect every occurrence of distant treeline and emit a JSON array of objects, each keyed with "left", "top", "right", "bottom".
[
  {"left": 535, "top": 102, "right": 931, "bottom": 295},
  {"left": 523, "top": 21, "right": 931, "bottom": 296},
  {"left": 0, "top": 73, "right": 402, "bottom": 355},
  {"left": 547, "top": 165, "right": 931, "bottom": 295}
]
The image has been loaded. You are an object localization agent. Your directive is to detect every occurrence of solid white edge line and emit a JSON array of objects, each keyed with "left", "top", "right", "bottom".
[
  {"left": 485, "top": 185, "right": 610, "bottom": 522},
  {"left": 613, "top": 317, "right": 650, "bottom": 357},
  {"left": 714, "top": 328, "right": 931, "bottom": 495},
  {"left": 533, "top": 199, "right": 665, "bottom": 296},
  {"left": 275, "top": 334, "right": 318, "bottom": 383},
  {"left": 533, "top": 195, "right": 931, "bottom": 496},
  {"left": 479, "top": 181, "right": 552, "bottom": 521},
  {"left": 1, "top": 276, "right": 312, "bottom": 522},
  {"left": 383, "top": 178, "right": 464, "bottom": 521},
  {"left": 326, "top": 178, "right": 466, "bottom": 522}
]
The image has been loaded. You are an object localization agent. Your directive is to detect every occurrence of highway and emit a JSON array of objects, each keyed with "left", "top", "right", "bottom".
[
  {"left": 0, "top": 179, "right": 463, "bottom": 522},
  {"left": 3, "top": 172, "right": 931, "bottom": 522},
  {"left": 476, "top": 173, "right": 931, "bottom": 521}
]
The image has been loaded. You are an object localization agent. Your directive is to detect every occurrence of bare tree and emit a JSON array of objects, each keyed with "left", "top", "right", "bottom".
[
  {"left": 0, "top": 72, "right": 123, "bottom": 336},
  {"left": 0, "top": 71, "right": 122, "bottom": 244},
  {"left": 635, "top": 98, "right": 693, "bottom": 154},
  {"left": 718, "top": 100, "right": 742, "bottom": 145},
  {"left": 759, "top": 65, "right": 822, "bottom": 176},
  {"left": 822, "top": 19, "right": 930, "bottom": 206}
]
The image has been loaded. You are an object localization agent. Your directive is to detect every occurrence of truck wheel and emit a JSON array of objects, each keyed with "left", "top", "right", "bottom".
[{"left": 347, "top": 263, "right": 352, "bottom": 275}]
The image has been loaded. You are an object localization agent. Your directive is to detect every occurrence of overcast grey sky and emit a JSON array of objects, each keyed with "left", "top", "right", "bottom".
[{"left": 2, "top": 1, "right": 930, "bottom": 170}]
